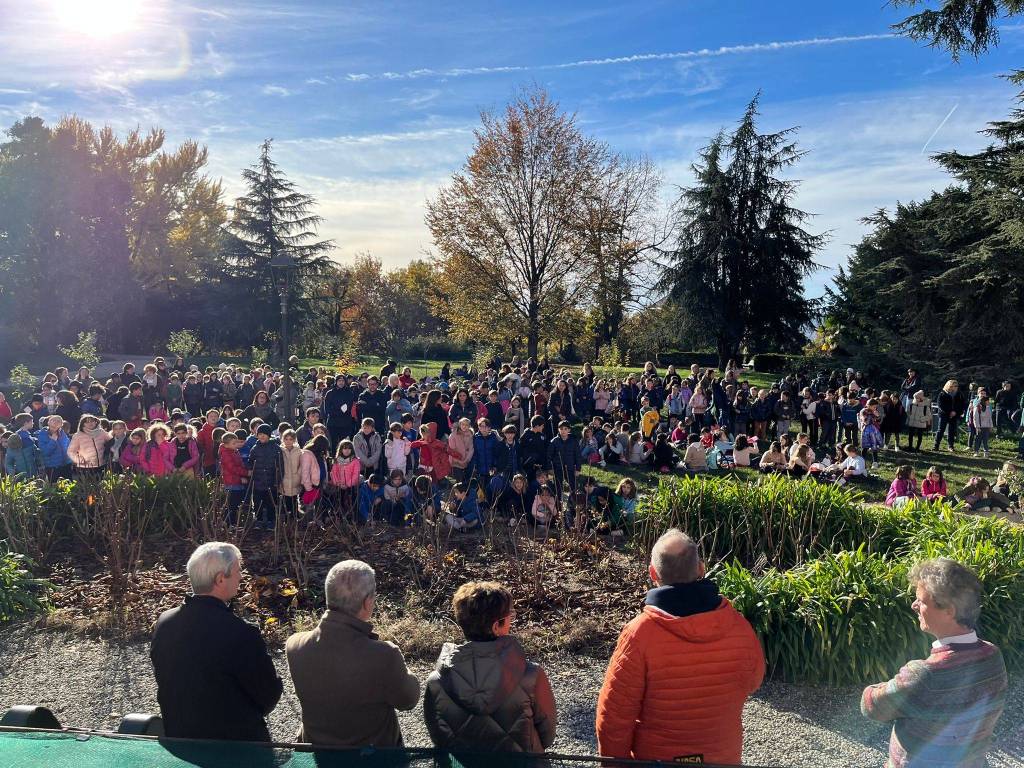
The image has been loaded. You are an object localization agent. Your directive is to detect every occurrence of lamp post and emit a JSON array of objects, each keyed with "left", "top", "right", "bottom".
[{"left": 268, "top": 253, "right": 296, "bottom": 424}]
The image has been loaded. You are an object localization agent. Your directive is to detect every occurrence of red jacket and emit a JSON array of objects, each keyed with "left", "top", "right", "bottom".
[
  {"left": 219, "top": 445, "right": 248, "bottom": 487},
  {"left": 139, "top": 440, "right": 175, "bottom": 476},
  {"left": 597, "top": 585, "right": 765, "bottom": 765},
  {"left": 410, "top": 423, "right": 461, "bottom": 482},
  {"left": 198, "top": 423, "right": 217, "bottom": 468}
]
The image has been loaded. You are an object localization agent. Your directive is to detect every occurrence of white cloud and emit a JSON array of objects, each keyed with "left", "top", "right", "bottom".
[
  {"left": 261, "top": 85, "right": 293, "bottom": 97},
  {"left": 343, "top": 32, "right": 895, "bottom": 82}
]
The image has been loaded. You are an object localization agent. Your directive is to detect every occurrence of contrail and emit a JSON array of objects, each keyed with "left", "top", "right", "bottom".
[
  {"left": 921, "top": 104, "right": 958, "bottom": 155},
  {"left": 341, "top": 32, "right": 896, "bottom": 82}
]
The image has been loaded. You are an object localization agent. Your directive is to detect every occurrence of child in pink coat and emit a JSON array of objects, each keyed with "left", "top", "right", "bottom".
[{"left": 139, "top": 424, "right": 175, "bottom": 476}]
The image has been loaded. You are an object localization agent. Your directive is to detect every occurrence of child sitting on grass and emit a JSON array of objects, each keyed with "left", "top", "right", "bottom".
[
  {"left": 758, "top": 440, "right": 788, "bottom": 474},
  {"left": 444, "top": 481, "right": 481, "bottom": 531},
  {"left": 680, "top": 433, "right": 708, "bottom": 472},
  {"left": 885, "top": 464, "right": 920, "bottom": 508},
  {"left": 921, "top": 466, "right": 948, "bottom": 500}
]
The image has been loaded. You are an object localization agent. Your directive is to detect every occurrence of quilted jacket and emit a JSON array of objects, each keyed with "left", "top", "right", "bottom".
[
  {"left": 424, "top": 636, "right": 556, "bottom": 753},
  {"left": 596, "top": 580, "right": 765, "bottom": 765}
]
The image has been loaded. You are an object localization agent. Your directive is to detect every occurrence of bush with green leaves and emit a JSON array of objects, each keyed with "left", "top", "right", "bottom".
[
  {"left": 0, "top": 551, "right": 49, "bottom": 622},
  {"left": 166, "top": 329, "right": 203, "bottom": 360},
  {"left": 639, "top": 475, "right": 1024, "bottom": 685},
  {"left": 57, "top": 330, "right": 101, "bottom": 369}
]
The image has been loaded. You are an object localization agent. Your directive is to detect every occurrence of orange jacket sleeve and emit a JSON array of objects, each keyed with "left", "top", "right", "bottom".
[{"left": 596, "top": 621, "right": 645, "bottom": 758}]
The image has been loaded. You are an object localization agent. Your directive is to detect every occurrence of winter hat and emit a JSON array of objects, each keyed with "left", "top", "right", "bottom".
[{"left": 257, "top": 424, "right": 273, "bottom": 437}]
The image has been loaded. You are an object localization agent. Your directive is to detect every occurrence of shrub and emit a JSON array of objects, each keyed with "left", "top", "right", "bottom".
[
  {"left": 401, "top": 336, "right": 472, "bottom": 361},
  {"left": 7, "top": 364, "right": 37, "bottom": 405},
  {"left": 0, "top": 551, "right": 49, "bottom": 622},
  {"left": 639, "top": 476, "right": 1024, "bottom": 684},
  {"left": 58, "top": 330, "right": 101, "bottom": 369},
  {"left": 166, "top": 329, "right": 203, "bottom": 360},
  {"left": 655, "top": 350, "right": 720, "bottom": 369}
]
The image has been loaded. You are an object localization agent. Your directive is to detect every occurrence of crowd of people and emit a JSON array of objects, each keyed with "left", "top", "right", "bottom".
[
  {"left": 151, "top": 538, "right": 1008, "bottom": 767},
  {"left": 2, "top": 356, "right": 1022, "bottom": 530}
]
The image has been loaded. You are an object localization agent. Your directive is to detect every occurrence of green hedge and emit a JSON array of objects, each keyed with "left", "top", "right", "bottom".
[
  {"left": 638, "top": 475, "right": 1024, "bottom": 684},
  {"left": 655, "top": 350, "right": 720, "bottom": 368}
]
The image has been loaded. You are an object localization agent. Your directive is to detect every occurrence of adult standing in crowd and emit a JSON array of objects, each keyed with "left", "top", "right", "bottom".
[
  {"left": 597, "top": 529, "right": 764, "bottom": 765},
  {"left": 323, "top": 374, "right": 356, "bottom": 446},
  {"left": 933, "top": 379, "right": 968, "bottom": 452},
  {"left": 150, "top": 542, "right": 282, "bottom": 741},
  {"left": 862, "top": 558, "right": 1007, "bottom": 768},
  {"left": 287, "top": 560, "right": 419, "bottom": 747},
  {"left": 424, "top": 581, "right": 556, "bottom": 753},
  {"left": 356, "top": 376, "right": 389, "bottom": 434}
]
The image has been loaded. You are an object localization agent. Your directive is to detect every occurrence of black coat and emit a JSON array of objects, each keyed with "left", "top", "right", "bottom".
[
  {"left": 519, "top": 430, "right": 548, "bottom": 472},
  {"left": 357, "top": 389, "right": 389, "bottom": 433},
  {"left": 247, "top": 440, "right": 283, "bottom": 491},
  {"left": 150, "top": 595, "right": 282, "bottom": 741},
  {"left": 323, "top": 385, "right": 356, "bottom": 433},
  {"left": 548, "top": 434, "right": 582, "bottom": 476},
  {"left": 422, "top": 403, "right": 452, "bottom": 440}
]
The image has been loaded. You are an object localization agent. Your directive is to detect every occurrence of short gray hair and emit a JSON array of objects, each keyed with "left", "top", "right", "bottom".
[
  {"left": 186, "top": 542, "right": 241, "bottom": 595},
  {"left": 185, "top": 540, "right": 238, "bottom": 593},
  {"left": 910, "top": 558, "right": 983, "bottom": 629},
  {"left": 651, "top": 529, "right": 701, "bottom": 585},
  {"left": 325, "top": 560, "right": 376, "bottom": 614}
]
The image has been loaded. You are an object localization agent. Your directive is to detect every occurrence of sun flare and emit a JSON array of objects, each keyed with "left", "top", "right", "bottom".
[{"left": 51, "top": 0, "right": 143, "bottom": 38}]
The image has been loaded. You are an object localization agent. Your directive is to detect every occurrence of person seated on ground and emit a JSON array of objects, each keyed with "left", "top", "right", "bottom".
[
  {"left": 599, "top": 433, "right": 623, "bottom": 466},
  {"left": 424, "top": 581, "right": 556, "bottom": 753},
  {"left": 993, "top": 462, "right": 1020, "bottom": 502},
  {"left": 921, "top": 466, "right": 948, "bottom": 501},
  {"left": 597, "top": 529, "right": 764, "bottom": 764},
  {"left": 885, "top": 464, "right": 921, "bottom": 508},
  {"left": 788, "top": 432, "right": 815, "bottom": 465},
  {"left": 756, "top": 440, "right": 787, "bottom": 474},
  {"left": 731, "top": 433, "right": 760, "bottom": 467},
  {"left": 819, "top": 444, "right": 864, "bottom": 484},
  {"left": 678, "top": 433, "right": 708, "bottom": 473},
  {"left": 444, "top": 481, "right": 481, "bottom": 531},
  {"left": 498, "top": 473, "right": 530, "bottom": 522},
  {"left": 957, "top": 477, "right": 1012, "bottom": 513},
  {"left": 286, "top": 560, "right": 419, "bottom": 748},
  {"left": 862, "top": 558, "right": 1007, "bottom": 768},
  {"left": 530, "top": 483, "right": 558, "bottom": 529},
  {"left": 150, "top": 542, "right": 282, "bottom": 741},
  {"left": 650, "top": 433, "right": 675, "bottom": 473},
  {"left": 787, "top": 444, "right": 812, "bottom": 478},
  {"left": 712, "top": 427, "right": 733, "bottom": 453},
  {"left": 626, "top": 431, "right": 650, "bottom": 466},
  {"left": 382, "top": 469, "right": 412, "bottom": 525}
]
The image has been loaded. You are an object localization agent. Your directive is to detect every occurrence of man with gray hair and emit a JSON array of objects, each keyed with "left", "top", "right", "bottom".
[
  {"left": 286, "top": 560, "right": 419, "bottom": 747},
  {"left": 596, "top": 529, "right": 764, "bottom": 765},
  {"left": 150, "top": 542, "right": 282, "bottom": 741},
  {"left": 862, "top": 558, "right": 1007, "bottom": 768}
]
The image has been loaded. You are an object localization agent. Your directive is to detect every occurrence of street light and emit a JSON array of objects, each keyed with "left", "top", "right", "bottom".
[{"left": 268, "top": 253, "right": 296, "bottom": 424}]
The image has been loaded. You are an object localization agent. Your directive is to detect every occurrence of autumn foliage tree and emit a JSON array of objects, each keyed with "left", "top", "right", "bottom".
[{"left": 426, "top": 87, "right": 601, "bottom": 357}]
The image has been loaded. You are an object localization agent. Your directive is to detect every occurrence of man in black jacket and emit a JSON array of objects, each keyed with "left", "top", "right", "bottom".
[
  {"left": 151, "top": 542, "right": 282, "bottom": 742},
  {"left": 548, "top": 420, "right": 582, "bottom": 501},
  {"left": 324, "top": 375, "right": 356, "bottom": 446},
  {"left": 519, "top": 415, "right": 549, "bottom": 474},
  {"left": 357, "top": 376, "right": 389, "bottom": 434}
]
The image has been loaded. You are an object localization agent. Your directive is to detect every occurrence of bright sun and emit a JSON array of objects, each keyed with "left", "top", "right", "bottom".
[{"left": 51, "top": 0, "right": 143, "bottom": 38}]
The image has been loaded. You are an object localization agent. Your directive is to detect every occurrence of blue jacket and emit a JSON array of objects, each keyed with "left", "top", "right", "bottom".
[
  {"left": 36, "top": 429, "right": 71, "bottom": 469},
  {"left": 4, "top": 442, "right": 40, "bottom": 478},
  {"left": 358, "top": 481, "right": 385, "bottom": 522},
  {"left": 473, "top": 431, "right": 500, "bottom": 476},
  {"left": 81, "top": 398, "right": 104, "bottom": 417},
  {"left": 451, "top": 493, "right": 480, "bottom": 525}
]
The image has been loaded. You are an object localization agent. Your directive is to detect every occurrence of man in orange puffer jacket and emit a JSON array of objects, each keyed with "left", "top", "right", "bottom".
[{"left": 596, "top": 529, "right": 765, "bottom": 765}]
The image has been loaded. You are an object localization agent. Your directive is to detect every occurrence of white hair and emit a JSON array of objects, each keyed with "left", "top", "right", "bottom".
[
  {"left": 651, "top": 529, "right": 700, "bottom": 585},
  {"left": 910, "top": 558, "right": 982, "bottom": 629},
  {"left": 186, "top": 542, "right": 241, "bottom": 595},
  {"left": 325, "top": 560, "right": 376, "bottom": 615}
]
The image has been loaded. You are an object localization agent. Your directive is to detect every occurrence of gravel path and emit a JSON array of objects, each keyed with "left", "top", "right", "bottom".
[{"left": 0, "top": 624, "right": 1020, "bottom": 767}]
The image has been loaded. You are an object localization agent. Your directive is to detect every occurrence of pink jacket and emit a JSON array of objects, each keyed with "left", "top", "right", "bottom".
[
  {"left": 330, "top": 457, "right": 362, "bottom": 489},
  {"left": 299, "top": 450, "right": 320, "bottom": 492},
  {"left": 139, "top": 440, "right": 175, "bottom": 476},
  {"left": 885, "top": 477, "right": 919, "bottom": 506}
]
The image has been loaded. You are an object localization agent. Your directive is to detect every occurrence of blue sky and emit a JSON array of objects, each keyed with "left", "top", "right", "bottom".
[{"left": 1, "top": 0, "right": 1022, "bottom": 296}]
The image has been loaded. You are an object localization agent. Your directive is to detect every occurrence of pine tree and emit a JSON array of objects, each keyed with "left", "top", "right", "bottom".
[
  {"left": 891, "top": 0, "right": 1024, "bottom": 60},
  {"left": 220, "top": 139, "right": 334, "bottom": 340},
  {"left": 659, "top": 96, "right": 824, "bottom": 369}
]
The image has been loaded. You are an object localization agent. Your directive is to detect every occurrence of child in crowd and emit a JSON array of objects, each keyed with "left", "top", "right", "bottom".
[
  {"left": 885, "top": 464, "right": 920, "bottom": 508},
  {"left": 353, "top": 418, "right": 383, "bottom": 478},
  {"left": 219, "top": 432, "right": 249, "bottom": 521},
  {"left": 732, "top": 434, "right": 759, "bottom": 467},
  {"left": 758, "top": 440, "right": 787, "bottom": 474},
  {"left": 921, "top": 466, "right": 948, "bottom": 501},
  {"left": 530, "top": 484, "right": 557, "bottom": 529},
  {"left": 382, "top": 469, "right": 412, "bottom": 525},
  {"left": 384, "top": 422, "right": 412, "bottom": 476},
  {"left": 358, "top": 474, "right": 386, "bottom": 524},
  {"left": 444, "top": 481, "right": 481, "bottom": 531},
  {"left": 681, "top": 434, "right": 708, "bottom": 472}
]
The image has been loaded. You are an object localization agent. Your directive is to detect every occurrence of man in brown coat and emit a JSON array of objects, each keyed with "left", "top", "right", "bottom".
[{"left": 286, "top": 560, "right": 419, "bottom": 747}]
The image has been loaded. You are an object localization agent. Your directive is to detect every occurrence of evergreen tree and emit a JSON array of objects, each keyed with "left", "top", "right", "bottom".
[
  {"left": 891, "top": 0, "right": 1024, "bottom": 60},
  {"left": 659, "top": 96, "right": 824, "bottom": 369},
  {"left": 826, "top": 90, "right": 1024, "bottom": 374},
  {"left": 217, "top": 139, "right": 334, "bottom": 343}
]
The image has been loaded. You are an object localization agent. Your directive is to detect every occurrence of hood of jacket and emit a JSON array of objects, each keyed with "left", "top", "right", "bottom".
[
  {"left": 643, "top": 580, "right": 734, "bottom": 642},
  {"left": 434, "top": 636, "right": 527, "bottom": 716}
]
